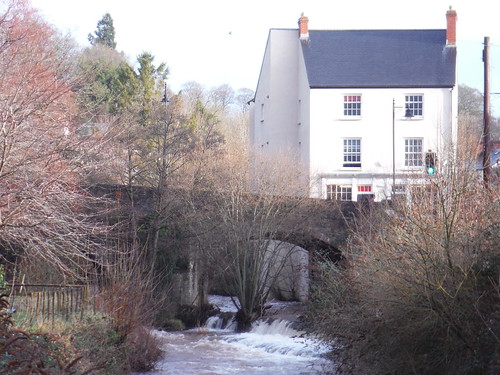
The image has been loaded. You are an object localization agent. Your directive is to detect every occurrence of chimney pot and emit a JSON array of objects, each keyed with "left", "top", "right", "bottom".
[
  {"left": 298, "top": 13, "right": 309, "bottom": 41},
  {"left": 446, "top": 7, "right": 457, "bottom": 45}
]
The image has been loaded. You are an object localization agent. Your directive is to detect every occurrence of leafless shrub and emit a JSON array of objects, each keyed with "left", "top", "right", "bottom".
[
  {"left": 309, "top": 161, "right": 500, "bottom": 374},
  {"left": 126, "top": 326, "right": 163, "bottom": 372}
]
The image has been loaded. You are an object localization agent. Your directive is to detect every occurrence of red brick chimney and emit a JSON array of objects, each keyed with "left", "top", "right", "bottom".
[
  {"left": 298, "top": 13, "right": 309, "bottom": 41},
  {"left": 446, "top": 6, "right": 457, "bottom": 45}
]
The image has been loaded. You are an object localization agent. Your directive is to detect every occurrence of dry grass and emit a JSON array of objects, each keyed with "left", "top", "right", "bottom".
[{"left": 1, "top": 288, "right": 163, "bottom": 375}]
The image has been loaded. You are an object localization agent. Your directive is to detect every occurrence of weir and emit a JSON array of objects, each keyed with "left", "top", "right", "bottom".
[{"left": 139, "top": 296, "right": 332, "bottom": 375}]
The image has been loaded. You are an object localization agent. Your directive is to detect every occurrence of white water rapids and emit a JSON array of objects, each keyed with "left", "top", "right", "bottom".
[{"left": 139, "top": 296, "right": 332, "bottom": 375}]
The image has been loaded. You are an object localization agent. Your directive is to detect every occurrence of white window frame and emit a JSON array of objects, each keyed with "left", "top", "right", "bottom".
[
  {"left": 405, "top": 94, "right": 423, "bottom": 118},
  {"left": 393, "top": 184, "right": 406, "bottom": 194},
  {"left": 326, "top": 185, "right": 352, "bottom": 201},
  {"left": 404, "top": 138, "right": 423, "bottom": 167},
  {"left": 343, "top": 94, "right": 362, "bottom": 117},
  {"left": 343, "top": 138, "right": 361, "bottom": 168}
]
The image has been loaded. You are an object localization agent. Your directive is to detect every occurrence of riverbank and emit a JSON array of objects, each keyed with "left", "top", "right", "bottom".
[{"left": 1, "top": 307, "right": 162, "bottom": 374}]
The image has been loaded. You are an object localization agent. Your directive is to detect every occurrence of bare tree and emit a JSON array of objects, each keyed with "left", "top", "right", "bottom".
[
  {"left": 235, "top": 87, "right": 254, "bottom": 113},
  {"left": 208, "top": 84, "right": 234, "bottom": 113},
  {"left": 190, "top": 147, "right": 309, "bottom": 330},
  {"left": 0, "top": 0, "right": 112, "bottom": 280},
  {"left": 457, "top": 84, "right": 499, "bottom": 157}
]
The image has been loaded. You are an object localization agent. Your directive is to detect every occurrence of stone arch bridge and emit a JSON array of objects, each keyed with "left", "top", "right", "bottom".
[{"left": 89, "top": 184, "right": 360, "bottom": 305}]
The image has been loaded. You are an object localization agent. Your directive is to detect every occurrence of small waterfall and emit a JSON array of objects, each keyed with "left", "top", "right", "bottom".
[
  {"left": 140, "top": 296, "right": 332, "bottom": 374},
  {"left": 204, "top": 313, "right": 237, "bottom": 331},
  {"left": 203, "top": 295, "right": 238, "bottom": 330},
  {"left": 251, "top": 319, "right": 303, "bottom": 336},
  {"left": 225, "top": 318, "right": 327, "bottom": 358},
  {"left": 203, "top": 314, "right": 303, "bottom": 336},
  {"left": 204, "top": 315, "right": 225, "bottom": 330}
]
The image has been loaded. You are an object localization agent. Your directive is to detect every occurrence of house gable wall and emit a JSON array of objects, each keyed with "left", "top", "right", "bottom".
[{"left": 252, "top": 29, "right": 302, "bottom": 154}]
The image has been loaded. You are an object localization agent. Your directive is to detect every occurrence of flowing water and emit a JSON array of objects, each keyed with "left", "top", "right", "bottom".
[{"left": 139, "top": 296, "right": 332, "bottom": 375}]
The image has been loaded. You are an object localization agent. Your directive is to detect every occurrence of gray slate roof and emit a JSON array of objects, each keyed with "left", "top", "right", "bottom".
[{"left": 301, "top": 29, "right": 456, "bottom": 88}]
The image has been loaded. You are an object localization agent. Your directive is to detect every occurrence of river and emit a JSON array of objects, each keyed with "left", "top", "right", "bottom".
[{"left": 138, "top": 295, "right": 332, "bottom": 375}]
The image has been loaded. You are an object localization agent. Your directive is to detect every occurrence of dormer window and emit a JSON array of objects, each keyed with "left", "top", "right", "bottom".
[{"left": 343, "top": 95, "right": 361, "bottom": 117}]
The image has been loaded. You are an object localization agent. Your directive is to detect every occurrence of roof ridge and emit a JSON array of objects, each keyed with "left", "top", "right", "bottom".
[{"left": 308, "top": 28, "right": 445, "bottom": 32}]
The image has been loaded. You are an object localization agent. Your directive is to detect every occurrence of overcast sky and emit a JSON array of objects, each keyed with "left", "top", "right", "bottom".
[{"left": 31, "top": 0, "right": 500, "bottom": 113}]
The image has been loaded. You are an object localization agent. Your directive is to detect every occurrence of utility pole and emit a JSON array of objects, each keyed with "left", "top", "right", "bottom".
[
  {"left": 483, "top": 36, "right": 491, "bottom": 187},
  {"left": 392, "top": 98, "right": 396, "bottom": 200}
]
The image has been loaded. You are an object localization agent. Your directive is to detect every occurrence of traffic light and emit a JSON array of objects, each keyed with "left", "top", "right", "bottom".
[{"left": 425, "top": 151, "right": 436, "bottom": 175}]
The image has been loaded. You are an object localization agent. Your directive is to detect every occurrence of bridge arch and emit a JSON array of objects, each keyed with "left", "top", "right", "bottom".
[{"left": 265, "top": 233, "right": 342, "bottom": 302}]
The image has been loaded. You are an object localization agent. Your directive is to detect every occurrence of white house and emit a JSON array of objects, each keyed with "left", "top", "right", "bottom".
[{"left": 249, "top": 9, "right": 458, "bottom": 202}]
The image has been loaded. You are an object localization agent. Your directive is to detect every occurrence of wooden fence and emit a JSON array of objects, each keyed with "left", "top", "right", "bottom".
[{"left": 5, "top": 283, "right": 94, "bottom": 325}]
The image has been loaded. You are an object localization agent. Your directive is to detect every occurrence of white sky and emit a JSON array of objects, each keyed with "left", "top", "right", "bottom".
[{"left": 31, "top": 0, "right": 500, "bottom": 113}]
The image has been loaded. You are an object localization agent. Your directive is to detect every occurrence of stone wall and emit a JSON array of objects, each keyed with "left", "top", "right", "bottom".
[{"left": 88, "top": 184, "right": 360, "bottom": 307}]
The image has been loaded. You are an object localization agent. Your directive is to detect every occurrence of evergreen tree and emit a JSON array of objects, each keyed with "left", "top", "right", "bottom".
[
  {"left": 137, "top": 52, "right": 168, "bottom": 125},
  {"left": 77, "top": 46, "right": 138, "bottom": 118},
  {"left": 88, "top": 13, "right": 117, "bottom": 49}
]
